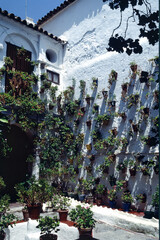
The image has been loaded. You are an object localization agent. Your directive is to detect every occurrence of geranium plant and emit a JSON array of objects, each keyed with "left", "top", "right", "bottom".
[{"left": 69, "top": 205, "right": 96, "bottom": 229}]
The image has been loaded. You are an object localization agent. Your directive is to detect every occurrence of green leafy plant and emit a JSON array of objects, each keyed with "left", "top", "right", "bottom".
[
  {"left": 121, "top": 191, "right": 133, "bottom": 203},
  {"left": 36, "top": 216, "right": 60, "bottom": 235},
  {"left": 15, "top": 176, "right": 54, "bottom": 206},
  {"left": 55, "top": 196, "right": 71, "bottom": 210},
  {"left": 152, "top": 185, "right": 159, "bottom": 207},
  {"left": 127, "top": 93, "right": 140, "bottom": 109},
  {"left": 108, "top": 188, "right": 117, "bottom": 201},
  {"left": 0, "top": 214, "right": 18, "bottom": 236},
  {"left": 69, "top": 205, "right": 96, "bottom": 229}
]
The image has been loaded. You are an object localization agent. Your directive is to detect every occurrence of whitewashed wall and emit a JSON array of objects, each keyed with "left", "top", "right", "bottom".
[{"left": 41, "top": 0, "right": 159, "bottom": 209}]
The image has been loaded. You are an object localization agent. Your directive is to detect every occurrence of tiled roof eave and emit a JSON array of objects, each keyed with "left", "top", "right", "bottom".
[
  {"left": 37, "top": 0, "right": 77, "bottom": 26},
  {"left": 0, "top": 8, "right": 67, "bottom": 45}
]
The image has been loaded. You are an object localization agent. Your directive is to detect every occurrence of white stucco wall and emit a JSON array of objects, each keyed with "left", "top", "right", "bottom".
[{"left": 40, "top": 0, "right": 159, "bottom": 208}]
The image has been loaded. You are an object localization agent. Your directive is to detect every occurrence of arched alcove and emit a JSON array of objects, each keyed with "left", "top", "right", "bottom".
[
  {"left": 3, "top": 33, "right": 37, "bottom": 60},
  {"left": 0, "top": 124, "right": 34, "bottom": 202}
]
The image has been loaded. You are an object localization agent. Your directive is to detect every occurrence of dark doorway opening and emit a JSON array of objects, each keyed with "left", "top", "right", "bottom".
[{"left": 0, "top": 124, "right": 33, "bottom": 202}]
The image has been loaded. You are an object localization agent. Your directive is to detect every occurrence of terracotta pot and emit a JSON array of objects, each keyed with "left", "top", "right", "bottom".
[
  {"left": 96, "top": 198, "right": 102, "bottom": 206},
  {"left": 78, "top": 228, "right": 92, "bottom": 238},
  {"left": 58, "top": 209, "right": 68, "bottom": 221},
  {"left": 102, "top": 119, "right": 109, "bottom": 125},
  {"left": 129, "top": 168, "right": 136, "bottom": 176},
  {"left": 0, "top": 232, "right": 5, "bottom": 240},
  {"left": 102, "top": 90, "right": 108, "bottom": 99},
  {"left": 22, "top": 208, "right": 29, "bottom": 221},
  {"left": 85, "top": 97, "right": 91, "bottom": 104},
  {"left": 40, "top": 234, "right": 57, "bottom": 240},
  {"left": 86, "top": 144, "right": 92, "bottom": 151},
  {"left": 130, "top": 65, "right": 137, "bottom": 72},
  {"left": 86, "top": 120, "right": 91, "bottom": 127},
  {"left": 27, "top": 204, "right": 41, "bottom": 220}
]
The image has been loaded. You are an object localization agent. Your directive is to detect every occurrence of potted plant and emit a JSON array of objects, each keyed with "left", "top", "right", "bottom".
[
  {"left": 92, "top": 77, "right": 98, "bottom": 88},
  {"left": 36, "top": 216, "right": 60, "bottom": 240},
  {"left": 69, "top": 205, "right": 96, "bottom": 238},
  {"left": 86, "top": 143, "right": 92, "bottom": 151},
  {"left": 95, "top": 184, "right": 105, "bottom": 206},
  {"left": 108, "top": 175, "right": 116, "bottom": 187},
  {"left": 130, "top": 62, "right": 137, "bottom": 72},
  {"left": 118, "top": 112, "right": 127, "bottom": 121},
  {"left": 108, "top": 70, "right": 118, "bottom": 85},
  {"left": 108, "top": 187, "right": 117, "bottom": 208},
  {"left": 86, "top": 119, "right": 92, "bottom": 127},
  {"left": 56, "top": 196, "right": 71, "bottom": 221},
  {"left": 121, "top": 191, "right": 133, "bottom": 212},
  {"left": 0, "top": 214, "right": 17, "bottom": 240},
  {"left": 15, "top": 176, "right": 54, "bottom": 219},
  {"left": 151, "top": 185, "right": 159, "bottom": 219},
  {"left": 139, "top": 71, "right": 149, "bottom": 83},
  {"left": 116, "top": 160, "right": 128, "bottom": 173},
  {"left": 135, "top": 193, "right": 146, "bottom": 204},
  {"left": 128, "top": 158, "right": 137, "bottom": 176},
  {"left": 85, "top": 94, "right": 92, "bottom": 104},
  {"left": 102, "top": 89, "right": 108, "bottom": 99}
]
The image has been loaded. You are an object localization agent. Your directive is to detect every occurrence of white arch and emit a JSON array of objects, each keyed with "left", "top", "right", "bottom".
[{"left": 3, "top": 33, "right": 37, "bottom": 60}]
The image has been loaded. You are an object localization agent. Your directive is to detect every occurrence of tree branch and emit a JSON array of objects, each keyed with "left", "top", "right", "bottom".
[{"left": 111, "top": 11, "right": 123, "bottom": 36}]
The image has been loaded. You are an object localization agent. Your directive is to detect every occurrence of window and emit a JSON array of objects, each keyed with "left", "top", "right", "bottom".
[
  {"left": 47, "top": 70, "right": 59, "bottom": 85},
  {"left": 5, "top": 42, "right": 32, "bottom": 93}
]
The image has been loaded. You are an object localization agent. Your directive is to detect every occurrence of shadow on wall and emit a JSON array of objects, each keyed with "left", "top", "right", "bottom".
[{"left": 51, "top": 0, "right": 104, "bottom": 36}]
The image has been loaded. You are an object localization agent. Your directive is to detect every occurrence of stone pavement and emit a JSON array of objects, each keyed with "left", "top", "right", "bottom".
[{"left": 8, "top": 202, "right": 159, "bottom": 240}]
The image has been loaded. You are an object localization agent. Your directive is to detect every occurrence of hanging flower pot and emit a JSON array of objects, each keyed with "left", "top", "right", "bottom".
[
  {"left": 111, "top": 127, "right": 118, "bottom": 136},
  {"left": 92, "top": 78, "right": 98, "bottom": 87},
  {"left": 81, "top": 107, "right": 86, "bottom": 113},
  {"left": 130, "top": 64, "right": 137, "bottom": 72},
  {"left": 86, "top": 143, "right": 92, "bottom": 151},
  {"left": 108, "top": 100, "right": 116, "bottom": 108},
  {"left": 140, "top": 71, "right": 149, "bottom": 83},
  {"left": 85, "top": 96, "right": 92, "bottom": 104},
  {"left": 102, "top": 90, "right": 108, "bottom": 99},
  {"left": 93, "top": 104, "right": 99, "bottom": 112},
  {"left": 129, "top": 167, "right": 136, "bottom": 176},
  {"left": 121, "top": 83, "right": 128, "bottom": 92},
  {"left": 143, "top": 107, "right": 149, "bottom": 116},
  {"left": 109, "top": 154, "right": 116, "bottom": 162},
  {"left": 132, "top": 123, "right": 139, "bottom": 133},
  {"left": 154, "top": 164, "right": 159, "bottom": 174},
  {"left": 154, "top": 90, "right": 159, "bottom": 102},
  {"left": 86, "top": 119, "right": 92, "bottom": 127},
  {"left": 119, "top": 112, "right": 127, "bottom": 120}
]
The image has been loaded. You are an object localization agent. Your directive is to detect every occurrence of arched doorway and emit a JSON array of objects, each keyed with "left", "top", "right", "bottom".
[{"left": 0, "top": 124, "right": 33, "bottom": 202}]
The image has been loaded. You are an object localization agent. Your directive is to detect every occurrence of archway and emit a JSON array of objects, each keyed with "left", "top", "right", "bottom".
[{"left": 0, "top": 124, "right": 33, "bottom": 202}]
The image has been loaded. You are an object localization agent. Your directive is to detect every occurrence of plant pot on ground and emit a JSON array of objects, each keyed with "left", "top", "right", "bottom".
[
  {"left": 56, "top": 196, "right": 71, "bottom": 221},
  {"left": 15, "top": 176, "right": 54, "bottom": 219},
  {"left": 36, "top": 216, "right": 60, "bottom": 240},
  {"left": 121, "top": 191, "right": 133, "bottom": 212},
  {"left": 22, "top": 207, "right": 29, "bottom": 221},
  {"left": 108, "top": 188, "right": 117, "bottom": 209},
  {"left": 69, "top": 205, "right": 96, "bottom": 238}
]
